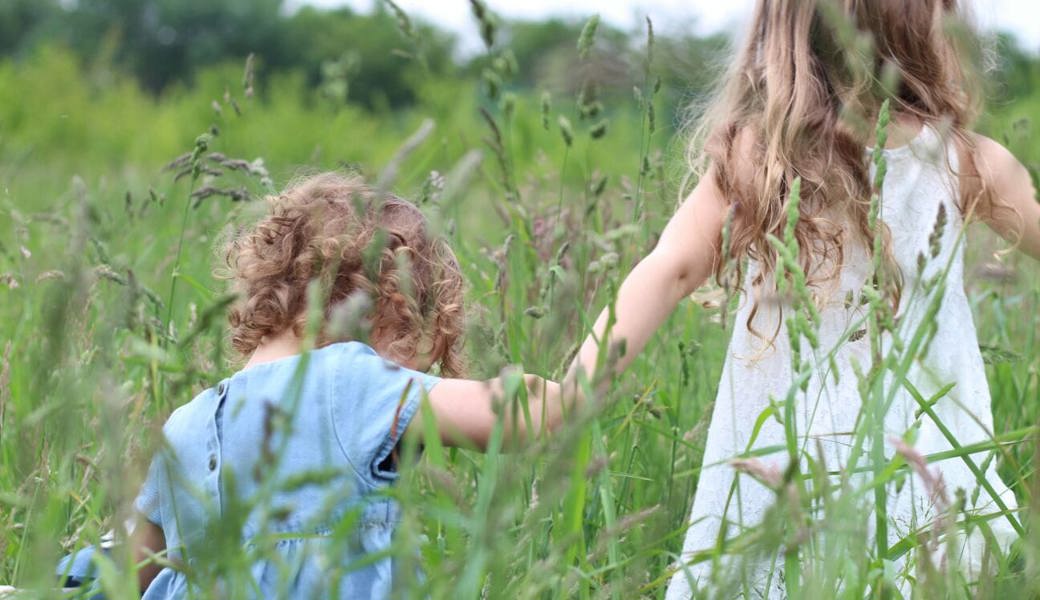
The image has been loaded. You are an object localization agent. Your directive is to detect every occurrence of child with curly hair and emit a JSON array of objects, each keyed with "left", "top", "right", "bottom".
[{"left": 60, "top": 173, "right": 559, "bottom": 598}]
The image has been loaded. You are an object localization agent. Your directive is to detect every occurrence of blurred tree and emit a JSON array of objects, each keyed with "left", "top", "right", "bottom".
[
  {"left": 481, "top": 17, "right": 631, "bottom": 102},
  {"left": 504, "top": 19, "right": 586, "bottom": 86},
  {"left": 283, "top": 6, "right": 456, "bottom": 110},
  {"left": 653, "top": 31, "right": 729, "bottom": 96},
  {"left": 62, "top": 0, "right": 285, "bottom": 92},
  {"left": 993, "top": 33, "right": 1038, "bottom": 101},
  {"left": 32, "top": 1, "right": 456, "bottom": 110},
  {"left": 651, "top": 30, "right": 730, "bottom": 124},
  {"left": 0, "top": 0, "right": 61, "bottom": 56},
  {"left": 0, "top": 0, "right": 1032, "bottom": 118}
]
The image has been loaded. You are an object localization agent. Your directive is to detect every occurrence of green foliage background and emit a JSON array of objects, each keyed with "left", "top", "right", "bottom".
[{"left": 0, "top": 1, "right": 1038, "bottom": 598}]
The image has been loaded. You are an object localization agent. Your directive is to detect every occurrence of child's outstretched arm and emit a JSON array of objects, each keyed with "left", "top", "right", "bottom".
[
  {"left": 413, "top": 167, "right": 727, "bottom": 451},
  {"left": 419, "top": 374, "right": 560, "bottom": 450},
  {"left": 565, "top": 166, "right": 729, "bottom": 395},
  {"left": 971, "top": 135, "right": 1040, "bottom": 260}
]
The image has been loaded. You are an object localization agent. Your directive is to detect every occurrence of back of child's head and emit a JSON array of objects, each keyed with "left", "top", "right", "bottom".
[
  {"left": 691, "top": 0, "right": 985, "bottom": 296},
  {"left": 222, "top": 172, "right": 465, "bottom": 376}
]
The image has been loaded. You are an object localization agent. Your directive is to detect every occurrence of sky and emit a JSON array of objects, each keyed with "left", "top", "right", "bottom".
[{"left": 289, "top": 0, "right": 1040, "bottom": 56}]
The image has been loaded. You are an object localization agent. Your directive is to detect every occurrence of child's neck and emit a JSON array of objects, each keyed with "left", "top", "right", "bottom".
[
  {"left": 245, "top": 328, "right": 303, "bottom": 371},
  {"left": 884, "top": 112, "right": 923, "bottom": 149}
]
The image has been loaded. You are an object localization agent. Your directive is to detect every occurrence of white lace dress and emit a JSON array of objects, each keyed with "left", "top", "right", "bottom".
[{"left": 665, "top": 126, "right": 1020, "bottom": 599}]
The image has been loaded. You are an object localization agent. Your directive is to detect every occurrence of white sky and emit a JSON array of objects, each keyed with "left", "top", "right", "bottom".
[{"left": 290, "top": 0, "right": 1040, "bottom": 55}]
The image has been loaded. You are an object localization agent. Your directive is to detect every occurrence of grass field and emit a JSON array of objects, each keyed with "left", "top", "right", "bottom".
[{"left": 1, "top": 12, "right": 1039, "bottom": 599}]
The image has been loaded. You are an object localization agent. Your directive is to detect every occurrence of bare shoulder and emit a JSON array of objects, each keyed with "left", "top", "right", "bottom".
[{"left": 681, "top": 125, "right": 755, "bottom": 210}]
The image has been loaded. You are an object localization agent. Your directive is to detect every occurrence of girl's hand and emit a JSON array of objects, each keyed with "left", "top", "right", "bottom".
[{"left": 971, "top": 135, "right": 1040, "bottom": 260}]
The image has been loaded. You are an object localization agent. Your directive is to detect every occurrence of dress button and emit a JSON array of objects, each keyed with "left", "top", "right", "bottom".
[{"left": 208, "top": 455, "right": 217, "bottom": 471}]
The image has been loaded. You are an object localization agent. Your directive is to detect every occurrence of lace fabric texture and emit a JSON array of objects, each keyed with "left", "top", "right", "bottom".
[{"left": 665, "top": 126, "right": 1020, "bottom": 599}]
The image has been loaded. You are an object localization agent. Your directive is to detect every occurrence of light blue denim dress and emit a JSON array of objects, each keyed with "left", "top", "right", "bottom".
[{"left": 131, "top": 341, "right": 440, "bottom": 598}]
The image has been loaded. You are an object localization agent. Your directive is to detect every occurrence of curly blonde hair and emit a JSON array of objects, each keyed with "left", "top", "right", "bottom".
[{"left": 222, "top": 173, "right": 465, "bottom": 377}]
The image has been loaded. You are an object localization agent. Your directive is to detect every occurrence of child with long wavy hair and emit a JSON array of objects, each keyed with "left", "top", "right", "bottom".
[
  {"left": 564, "top": 0, "right": 1040, "bottom": 597},
  {"left": 63, "top": 173, "right": 558, "bottom": 599}
]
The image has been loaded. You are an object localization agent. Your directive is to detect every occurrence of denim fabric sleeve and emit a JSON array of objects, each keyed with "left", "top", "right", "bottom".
[
  {"left": 331, "top": 343, "right": 441, "bottom": 486},
  {"left": 133, "top": 451, "right": 165, "bottom": 525}
]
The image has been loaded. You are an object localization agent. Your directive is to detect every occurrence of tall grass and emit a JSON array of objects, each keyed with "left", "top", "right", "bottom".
[{"left": 0, "top": 5, "right": 1038, "bottom": 599}]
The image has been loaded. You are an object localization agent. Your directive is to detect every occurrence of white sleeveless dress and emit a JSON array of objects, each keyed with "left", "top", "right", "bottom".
[{"left": 665, "top": 125, "right": 1020, "bottom": 599}]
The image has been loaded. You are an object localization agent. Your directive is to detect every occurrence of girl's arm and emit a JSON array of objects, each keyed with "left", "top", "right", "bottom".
[
  {"left": 564, "top": 168, "right": 728, "bottom": 391},
  {"left": 563, "top": 166, "right": 728, "bottom": 394},
  {"left": 413, "top": 167, "right": 727, "bottom": 451},
  {"left": 418, "top": 374, "right": 561, "bottom": 450},
  {"left": 971, "top": 135, "right": 1040, "bottom": 260}
]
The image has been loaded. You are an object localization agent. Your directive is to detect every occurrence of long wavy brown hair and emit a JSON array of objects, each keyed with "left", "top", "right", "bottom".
[
  {"left": 222, "top": 173, "right": 465, "bottom": 376},
  {"left": 688, "top": 0, "right": 989, "bottom": 330}
]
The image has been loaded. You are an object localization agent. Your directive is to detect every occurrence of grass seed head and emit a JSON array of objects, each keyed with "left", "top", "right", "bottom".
[
  {"left": 577, "top": 14, "right": 600, "bottom": 60},
  {"left": 558, "top": 116, "right": 574, "bottom": 147}
]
